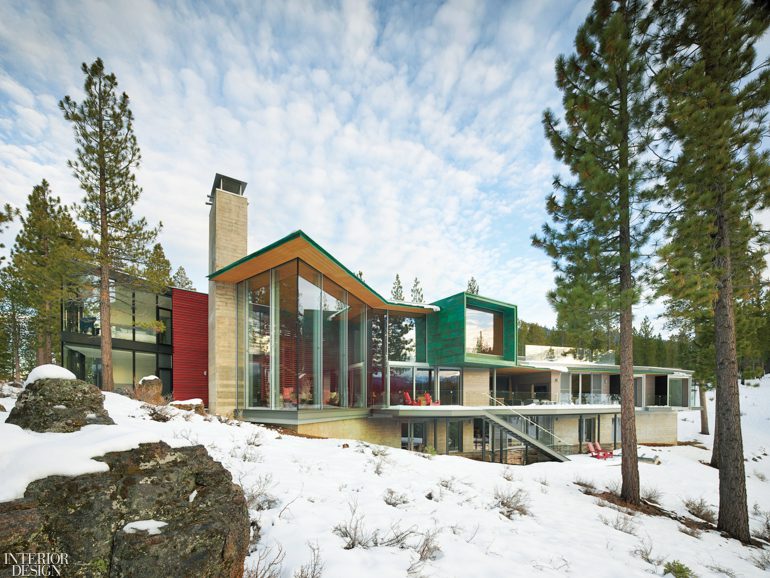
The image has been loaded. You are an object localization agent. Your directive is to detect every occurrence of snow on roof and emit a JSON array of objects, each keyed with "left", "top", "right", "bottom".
[
  {"left": 23, "top": 364, "right": 77, "bottom": 386},
  {"left": 139, "top": 375, "right": 160, "bottom": 383}
]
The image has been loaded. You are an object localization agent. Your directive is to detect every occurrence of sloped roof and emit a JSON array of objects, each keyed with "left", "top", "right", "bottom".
[{"left": 208, "top": 230, "right": 437, "bottom": 314}]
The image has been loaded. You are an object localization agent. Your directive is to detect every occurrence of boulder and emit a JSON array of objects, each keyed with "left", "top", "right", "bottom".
[
  {"left": 0, "top": 403, "right": 5, "bottom": 412},
  {"left": 133, "top": 376, "right": 164, "bottom": 404},
  {"left": 0, "top": 442, "right": 249, "bottom": 578},
  {"left": 7, "top": 378, "right": 114, "bottom": 432},
  {"left": 169, "top": 399, "right": 206, "bottom": 416}
]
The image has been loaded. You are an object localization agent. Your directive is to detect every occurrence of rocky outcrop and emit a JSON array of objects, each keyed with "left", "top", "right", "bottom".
[
  {"left": 169, "top": 399, "right": 206, "bottom": 416},
  {"left": 0, "top": 442, "right": 249, "bottom": 577},
  {"left": 6, "top": 378, "right": 114, "bottom": 432},
  {"left": 133, "top": 377, "right": 164, "bottom": 404}
]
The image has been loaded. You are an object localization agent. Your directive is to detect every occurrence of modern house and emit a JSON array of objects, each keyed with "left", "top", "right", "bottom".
[
  {"left": 61, "top": 272, "right": 209, "bottom": 402},
  {"left": 207, "top": 174, "right": 695, "bottom": 463}
]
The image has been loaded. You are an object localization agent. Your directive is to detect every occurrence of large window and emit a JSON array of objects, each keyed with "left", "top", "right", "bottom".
[
  {"left": 277, "top": 261, "right": 299, "bottom": 408},
  {"left": 368, "top": 310, "right": 386, "bottom": 407},
  {"left": 439, "top": 369, "right": 461, "bottom": 405},
  {"left": 390, "top": 367, "right": 414, "bottom": 405},
  {"left": 348, "top": 294, "right": 366, "bottom": 408},
  {"left": 322, "top": 277, "right": 346, "bottom": 408},
  {"left": 64, "top": 344, "right": 155, "bottom": 391},
  {"left": 465, "top": 307, "right": 502, "bottom": 355},
  {"left": 247, "top": 271, "right": 271, "bottom": 408},
  {"left": 134, "top": 291, "right": 157, "bottom": 343},
  {"left": 297, "top": 262, "right": 321, "bottom": 407},
  {"left": 388, "top": 314, "right": 426, "bottom": 362}
]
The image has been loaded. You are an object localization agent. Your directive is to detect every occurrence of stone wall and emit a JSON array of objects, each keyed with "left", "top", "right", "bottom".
[
  {"left": 208, "top": 189, "right": 248, "bottom": 416},
  {"left": 299, "top": 417, "right": 401, "bottom": 447},
  {"left": 463, "top": 368, "right": 490, "bottom": 406}
]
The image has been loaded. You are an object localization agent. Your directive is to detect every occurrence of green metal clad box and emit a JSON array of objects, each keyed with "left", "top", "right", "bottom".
[{"left": 427, "top": 292, "right": 518, "bottom": 367}]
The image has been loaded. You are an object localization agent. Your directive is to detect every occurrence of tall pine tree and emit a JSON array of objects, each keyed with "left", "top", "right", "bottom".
[
  {"left": 60, "top": 58, "right": 160, "bottom": 392},
  {"left": 533, "top": 0, "right": 652, "bottom": 505},
  {"left": 652, "top": 0, "right": 769, "bottom": 542},
  {"left": 145, "top": 243, "right": 172, "bottom": 288},
  {"left": 10, "top": 180, "right": 88, "bottom": 364},
  {"left": 466, "top": 277, "right": 479, "bottom": 295},
  {"left": 171, "top": 266, "right": 195, "bottom": 290},
  {"left": 410, "top": 277, "right": 424, "bottom": 303}
]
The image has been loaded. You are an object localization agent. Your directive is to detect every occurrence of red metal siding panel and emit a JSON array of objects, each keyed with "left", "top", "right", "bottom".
[{"left": 172, "top": 288, "right": 209, "bottom": 405}]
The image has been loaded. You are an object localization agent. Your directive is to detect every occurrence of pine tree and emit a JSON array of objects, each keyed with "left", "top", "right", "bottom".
[
  {"left": 466, "top": 277, "right": 479, "bottom": 295},
  {"left": 10, "top": 180, "right": 88, "bottom": 364},
  {"left": 356, "top": 270, "right": 364, "bottom": 281},
  {"left": 391, "top": 274, "right": 404, "bottom": 301},
  {"left": 60, "top": 58, "right": 160, "bottom": 392},
  {"left": 0, "top": 204, "right": 18, "bottom": 265},
  {"left": 0, "top": 269, "right": 36, "bottom": 381},
  {"left": 171, "top": 266, "right": 195, "bottom": 290},
  {"left": 145, "top": 243, "right": 172, "bottom": 288},
  {"left": 533, "top": 0, "right": 652, "bottom": 505},
  {"left": 652, "top": 0, "right": 769, "bottom": 542},
  {"left": 410, "top": 277, "right": 424, "bottom": 303}
]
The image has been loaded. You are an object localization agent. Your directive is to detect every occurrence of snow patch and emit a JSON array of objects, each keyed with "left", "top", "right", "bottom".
[
  {"left": 122, "top": 520, "right": 168, "bottom": 535},
  {"left": 170, "top": 399, "right": 203, "bottom": 406},
  {"left": 188, "top": 489, "right": 198, "bottom": 503},
  {"left": 139, "top": 375, "right": 160, "bottom": 383},
  {"left": 23, "top": 365, "right": 76, "bottom": 386}
]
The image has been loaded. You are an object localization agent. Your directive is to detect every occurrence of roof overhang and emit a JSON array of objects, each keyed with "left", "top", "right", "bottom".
[{"left": 209, "top": 231, "right": 436, "bottom": 314}]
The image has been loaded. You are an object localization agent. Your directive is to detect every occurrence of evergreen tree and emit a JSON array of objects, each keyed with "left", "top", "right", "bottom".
[
  {"left": 145, "top": 243, "right": 172, "bottom": 288},
  {"left": 0, "top": 204, "right": 18, "bottom": 265},
  {"left": 410, "top": 277, "right": 424, "bottom": 303},
  {"left": 60, "top": 58, "right": 160, "bottom": 392},
  {"left": 391, "top": 274, "right": 404, "bottom": 301},
  {"left": 466, "top": 277, "right": 479, "bottom": 295},
  {"left": 0, "top": 269, "right": 36, "bottom": 381},
  {"left": 171, "top": 266, "right": 195, "bottom": 290},
  {"left": 356, "top": 270, "right": 364, "bottom": 281},
  {"left": 10, "top": 180, "right": 88, "bottom": 364},
  {"left": 652, "top": 0, "right": 769, "bottom": 542},
  {"left": 533, "top": 0, "right": 652, "bottom": 505}
]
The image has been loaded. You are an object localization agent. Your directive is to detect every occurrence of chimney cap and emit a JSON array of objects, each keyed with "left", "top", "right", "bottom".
[{"left": 208, "top": 173, "right": 247, "bottom": 204}]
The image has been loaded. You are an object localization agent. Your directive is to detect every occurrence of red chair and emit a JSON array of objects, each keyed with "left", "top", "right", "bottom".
[
  {"left": 586, "top": 442, "right": 612, "bottom": 459},
  {"left": 403, "top": 391, "right": 416, "bottom": 406},
  {"left": 424, "top": 392, "right": 440, "bottom": 406},
  {"left": 595, "top": 442, "right": 614, "bottom": 458}
]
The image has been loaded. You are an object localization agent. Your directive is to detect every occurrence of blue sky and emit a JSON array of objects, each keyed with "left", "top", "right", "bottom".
[{"left": 1, "top": 0, "right": 766, "bottom": 330}]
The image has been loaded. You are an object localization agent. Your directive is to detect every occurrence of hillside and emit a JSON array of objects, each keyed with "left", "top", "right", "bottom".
[{"left": 1, "top": 378, "right": 769, "bottom": 577}]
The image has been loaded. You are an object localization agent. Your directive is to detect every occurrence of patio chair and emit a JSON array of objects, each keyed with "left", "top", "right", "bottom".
[
  {"left": 595, "top": 442, "right": 614, "bottom": 458},
  {"left": 424, "top": 392, "right": 440, "bottom": 406},
  {"left": 403, "top": 391, "right": 417, "bottom": 406},
  {"left": 586, "top": 442, "right": 612, "bottom": 459}
]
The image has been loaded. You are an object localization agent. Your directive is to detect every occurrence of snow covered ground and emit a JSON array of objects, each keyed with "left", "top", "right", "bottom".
[{"left": 1, "top": 377, "right": 769, "bottom": 577}]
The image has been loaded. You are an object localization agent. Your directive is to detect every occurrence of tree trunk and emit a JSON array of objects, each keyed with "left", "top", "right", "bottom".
[
  {"left": 11, "top": 304, "right": 21, "bottom": 383},
  {"left": 710, "top": 403, "right": 720, "bottom": 468},
  {"left": 618, "top": 0, "right": 640, "bottom": 506},
  {"left": 97, "top": 79, "right": 113, "bottom": 392},
  {"left": 713, "top": 203, "right": 749, "bottom": 542},
  {"left": 699, "top": 384, "right": 709, "bottom": 435}
]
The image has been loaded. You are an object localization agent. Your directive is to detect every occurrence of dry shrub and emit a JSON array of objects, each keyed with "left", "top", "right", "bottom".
[
  {"left": 383, "top": 489, "right": 410, "bottom": 507},
  {"left": 599, "top": 512, "right": 637, "bottom": 535},
  {"left": 683, "top": 497, "right": 716, "bottom": 524},
  {"left": 245, "top": 543, "right": 285, "bottom": 578},
  {"left": 333, "top": 502, "right": 416, "bottom": 550},
  {"left": 493, "top": 487, "right": 530, "bottom": 519},
  {"left": 641, "top": 486, "right": 662, "bottom": 505},
  {"left": 294, "top": 542, "right": 324, "bottom": 578}
]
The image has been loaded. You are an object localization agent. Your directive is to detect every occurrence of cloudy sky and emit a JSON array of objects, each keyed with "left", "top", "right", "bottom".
[{"left": 0, "top": 0, "right": 766, "bottom": 329}]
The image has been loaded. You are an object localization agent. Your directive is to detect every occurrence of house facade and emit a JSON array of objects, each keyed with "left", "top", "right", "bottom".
[
  {"left": 61, "top": 274, "right": 209, "bottom": 403},
  {"left": 207, "top": 175, "right": 695, "bottom": 463}
]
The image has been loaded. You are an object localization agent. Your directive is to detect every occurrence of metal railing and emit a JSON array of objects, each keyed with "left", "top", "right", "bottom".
[{"left": 486, "top": 394, "right": 570, "bottom": 449}]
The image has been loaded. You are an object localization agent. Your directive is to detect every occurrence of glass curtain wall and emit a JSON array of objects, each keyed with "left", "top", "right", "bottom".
[
  {"left": 297, "top": 262, "right": 321, "bottom": 407},
  {"left": 348, "top": 294, "right": 366, "bottom": 407},
  {"left": 277, "top": 261, "right": 299, "bottom": 408},
  {"left": 439, "top": 369, "right": 461, "bottom": 405},
  {"left": 247, "top": 271, "right": 271, "bottom": 408},
  {"left": 388, "top": 314, "right": 426, "bottom": 362},
  {"left": 368, "top": 310, "right": 386, "bottom": 407},
  {"left": 322, "top": 277, "right": 346, "bottom": 408},
  {"left": 390, "top": 367, "right": 414, "bottom": 405}
]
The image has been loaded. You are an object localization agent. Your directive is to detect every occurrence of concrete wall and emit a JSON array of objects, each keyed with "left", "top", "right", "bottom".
[
  {"left": 552, "top": 410, "right": 678, "bottom": 454},
  {"left": 299, "top": 417, "right": 401, "bottom": 447},
  {"left": 208, "top": 189, "right": 248, "bottom": 416},
  {"left": 463, "top": 368, "right": 490, "bottom": 406}
]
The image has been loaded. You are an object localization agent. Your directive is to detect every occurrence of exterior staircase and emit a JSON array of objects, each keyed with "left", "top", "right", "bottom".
[{"left": 481, "top": 411, "right": 569, "bottom": 463}]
